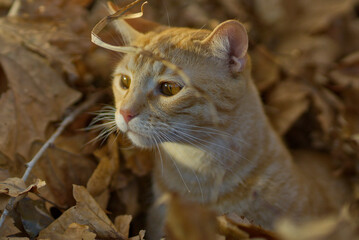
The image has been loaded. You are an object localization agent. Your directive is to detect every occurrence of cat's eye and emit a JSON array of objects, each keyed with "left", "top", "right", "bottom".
[
  {"left": 119, "top": 74, "right": 131, "bottom": 89},
  {"left": 160, "top": 82, "right": 182, "bottom": 96}
]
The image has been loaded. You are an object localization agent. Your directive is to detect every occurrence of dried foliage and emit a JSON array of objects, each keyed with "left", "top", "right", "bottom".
[{"left": 0, "top": 0, "right": 359, "bottom": 239}]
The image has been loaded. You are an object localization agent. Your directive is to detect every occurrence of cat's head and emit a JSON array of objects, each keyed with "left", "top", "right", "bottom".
[{"left": 111, "top": 13, "right": 250, "bottom": 148}]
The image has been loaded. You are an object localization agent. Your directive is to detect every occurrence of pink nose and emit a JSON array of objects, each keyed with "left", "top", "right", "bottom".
[{"left": 120, "top": 109, "right": 138, "bottom": 123}]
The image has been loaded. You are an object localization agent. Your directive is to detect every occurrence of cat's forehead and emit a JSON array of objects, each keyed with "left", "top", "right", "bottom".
[
  {"left": 117, "top": 28, "right": 213, "bottom": 73},
  {"left": 135, "top": 27, "right": 210, "bottom": 56}
]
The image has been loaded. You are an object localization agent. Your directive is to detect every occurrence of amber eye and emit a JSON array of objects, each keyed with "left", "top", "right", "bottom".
[
  {"left": 119, "top": 74, "right": 131, "bottom": 89},
  {"left": 160, "top": 82, "right": 182, "bottom": 96}
]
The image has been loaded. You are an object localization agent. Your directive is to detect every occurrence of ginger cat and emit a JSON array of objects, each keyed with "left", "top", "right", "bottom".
[{"left": 108, "top": 7, "right": 350, "bottom": 239}]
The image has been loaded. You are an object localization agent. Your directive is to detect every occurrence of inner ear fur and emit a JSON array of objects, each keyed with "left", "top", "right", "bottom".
[{"left": 202, "top": 20, "right": 249, "bottom": 73}]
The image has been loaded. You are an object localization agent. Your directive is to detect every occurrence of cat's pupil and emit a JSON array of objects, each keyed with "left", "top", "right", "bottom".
[
  {"left": 160, "top": 82, "right": 182, "bottom": 96},
  {"left": 120, "top": 74, "right": 131, "bottom": 89}
]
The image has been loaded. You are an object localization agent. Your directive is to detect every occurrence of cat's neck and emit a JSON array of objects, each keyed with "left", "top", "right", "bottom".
[{"left": 155, "top": 80, "right": 295, "bottom": 202}]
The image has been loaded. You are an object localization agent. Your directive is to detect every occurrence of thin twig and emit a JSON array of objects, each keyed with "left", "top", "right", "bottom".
[
  {"left": 0, "top": 92, "right": 104, "bottom": 229},
  {"left": 7, "top": 0, "right": 21, "bottom": 16}
]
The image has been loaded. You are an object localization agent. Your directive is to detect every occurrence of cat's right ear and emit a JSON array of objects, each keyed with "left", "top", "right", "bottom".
[
  {"left": 108, "top": 2, "right": 160, "bottom": 44},
  {"left": 201, "top": 20, "right": 248, "bottom": 74}
]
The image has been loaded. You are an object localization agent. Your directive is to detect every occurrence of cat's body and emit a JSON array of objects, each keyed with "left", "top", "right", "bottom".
[{"left": 107, "top": 7, "right": 349, "bottom": 239}]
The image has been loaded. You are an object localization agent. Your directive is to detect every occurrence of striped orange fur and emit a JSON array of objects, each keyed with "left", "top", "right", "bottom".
[{"left": 110, "top": 9, "right": 350, "bottom": 239}]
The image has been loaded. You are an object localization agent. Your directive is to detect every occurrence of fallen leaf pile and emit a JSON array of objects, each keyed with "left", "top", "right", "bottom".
[{"left": 0, "top": 0, "right": 359, "bottom": 239}]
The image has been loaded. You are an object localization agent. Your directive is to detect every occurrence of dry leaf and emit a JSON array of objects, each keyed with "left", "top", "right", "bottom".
[
  {"left": 0, "top": 18, "right": 81, "bottom": 165},
  {"left": 266, "top": 80, "right": 310, "bottom": 135},
  {"left": 0, "top": 217, "right": 22, "bottom": 238},
  {"left": 0, "top": 178, "right": 45, "bottom": 198},
  {"left": 276, "top": 34, "right": 339, "bottom": 77},
  {"left": 87, "top": 135, "right": 120, "bottom": 199},
  {"left": 165, "top": 194, "right": 218, "bottom": 240},
  {"left": 0, "top": 238, "right": 29, "bottom": 240},
  {"left": 276, "top": 207, "right": 359, "bottom": 240},
  {"left": 30, "top": 142, "right": 97, "bottom": 208},
  {"left": 330, "top": 51, "right": 359, "bottom": 90},
  {"left": 129, "top": 229, "right": 146, "bottom": 240},
  {"left": 114, "top": 215, "right": 132, "bottom": 238},
  {"left": 251, "top": 45, "right": 280, "bottom": 92},
  {"left": 217, "top": 216, "right": 249, "bottom": 239},
  {"left": 294, "top": 0, "right": 355, "bottom": 33},
  {"left": 44, "top": 223, "right": 96, "bottom": 240},
  {"left": 310, "top": 88, "right": 344, "bottom": 136},
  {"left": 220, "top": 213, "right": 279, "bottom": 240},
  {"left": 16, "top": 197, "right": 53, "bottom": 238},
  {"left": 39, "top": 185, "right": 125, "bottom": 240}
]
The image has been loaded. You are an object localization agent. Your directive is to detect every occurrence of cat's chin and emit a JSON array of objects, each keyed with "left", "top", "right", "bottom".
[{"left": 127, "top": 131, "right": 154, "bottom": 148}]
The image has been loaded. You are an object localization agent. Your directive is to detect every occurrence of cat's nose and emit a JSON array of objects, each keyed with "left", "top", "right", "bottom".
[{"left": 120, "top": 109, "right": 138, "bottom": 123}]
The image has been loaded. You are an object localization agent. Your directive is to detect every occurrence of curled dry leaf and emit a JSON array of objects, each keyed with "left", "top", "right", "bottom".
[
  {"left": 39, "top": 185, "right": 125, "bottom": 240},
  {"left": 0, "top": 178, "right": 45, "bottom": 198}
]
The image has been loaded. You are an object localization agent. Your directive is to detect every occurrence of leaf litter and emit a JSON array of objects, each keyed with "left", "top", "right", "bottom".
[{"left": 0, "top": 0, "right": 359, "bottom": 239}]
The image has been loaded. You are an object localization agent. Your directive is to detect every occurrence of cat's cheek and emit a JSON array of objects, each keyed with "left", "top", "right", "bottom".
[{"left": 115, "top": 112, "right": 128, "bottom": 132}]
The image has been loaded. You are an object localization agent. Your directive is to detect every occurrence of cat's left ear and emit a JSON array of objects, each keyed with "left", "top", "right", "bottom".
[{"left": 202, "top": 20, "right": 248, "bottom": 73}]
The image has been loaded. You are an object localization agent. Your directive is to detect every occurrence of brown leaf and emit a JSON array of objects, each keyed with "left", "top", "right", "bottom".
[
  {"left": 0, "top": 18, "right": 81, "bottom": 164},
  {"left": 17, "top": 0, "right": 90, "bottom": 35},
  {"left": 266, "top": 80, "right": 310, "bottom": 135},
  {"left": 16, "top": 197, "right": 53, "bottom": 238},
  {"left": 310, "top": 87, "right": 344, "bottom": 136},
  {"left": 0, "top": 217, "right": 22, "bottom": 238},
  {"left": 114, "top": 215, "right": 132, "bottom": 238},
  {"left": 217, "top": 215, "right": 249, "bottom": 239},
  {"left": 220, "top": 213, "right": 279, "bottom": 240},
  {"left": 330, "top": 51, "right": 359, "bottom": 90},
  {"left": 0, "top": 238, "right": 29, "bottom": 240},
  {"left": 129, "top": 230, "right": 146, "bottom": 240},
  {"left": 43, "top": 223, "right": 96, "bottom": 240},
  {"left": 30, "top": 142, "right": 97, "bottom": 208},
  {"left": 293, "top": 0, "right": 355, "bottom": 33},
  {"left": 87, "top": 135, "right": 120, "bottom": 199},
  {"left": 39, "top": 185, "right": 125, "bottom": 240},
  {"left": 251, "top": 45, "right": 280, "bottom": 92},
  {"left": 0, "top": 178, "right": 45, "bottom": 198},
  {"left": 276, "top": 207, "right": 359, "bottom": 240},
  {"left": 165, "top": 194, "right": 218, "bottom": 240}
]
